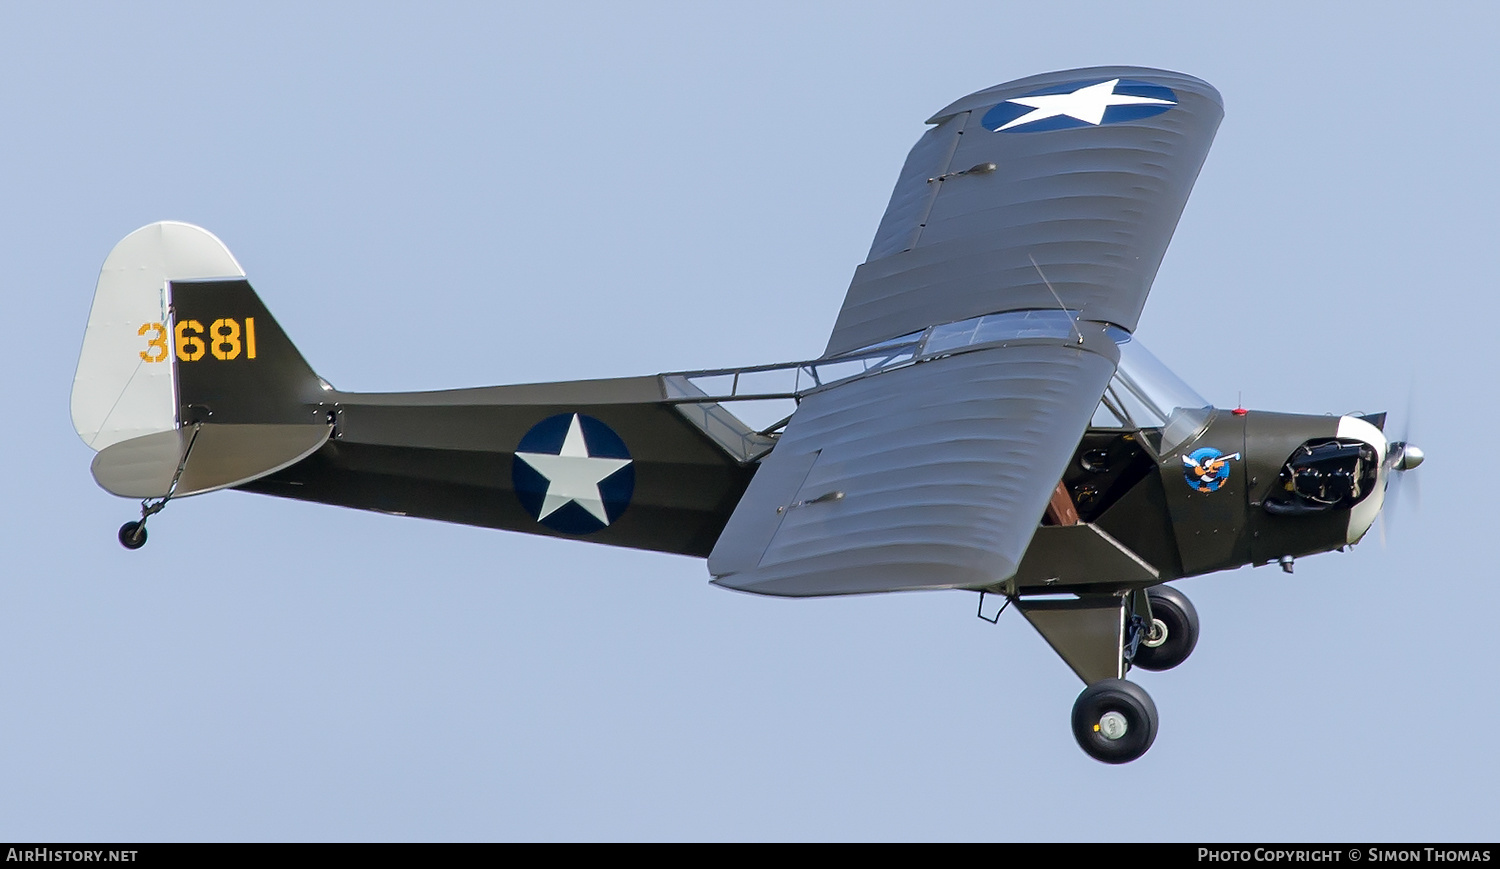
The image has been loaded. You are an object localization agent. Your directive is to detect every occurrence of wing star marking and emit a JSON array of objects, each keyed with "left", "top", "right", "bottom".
[{"left": 996, "top": 78, "right": 1176, "bottom": 131}]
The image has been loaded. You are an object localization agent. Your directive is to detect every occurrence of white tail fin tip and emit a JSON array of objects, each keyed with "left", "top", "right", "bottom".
[{"left": 71, "top": 222, "right": 246, "bottom": 452}]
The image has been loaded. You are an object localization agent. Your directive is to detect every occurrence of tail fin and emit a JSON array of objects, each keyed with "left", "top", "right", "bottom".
[
  {"left": 170, "top": 277, "right": 325, "bottom": 425},
  {"left": 72, "top": 222, "right": 331, "bottom": 500}
]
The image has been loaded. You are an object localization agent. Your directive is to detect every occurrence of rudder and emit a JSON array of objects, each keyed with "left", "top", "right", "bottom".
[{"left": 71, "top": 221, "right": 245, "bottom": 451}]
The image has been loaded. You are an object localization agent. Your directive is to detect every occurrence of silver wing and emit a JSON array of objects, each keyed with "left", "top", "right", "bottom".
[
  {"left": 709, "top": 67, "right": 1222, "bottom": 597},
  {"left": 828, "top": 66, "right": 1221, "bottom": 357}
]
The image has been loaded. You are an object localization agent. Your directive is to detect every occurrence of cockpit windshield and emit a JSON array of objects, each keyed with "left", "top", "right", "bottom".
[{"left": 1092, "top": 335, "right": 1213, "bottom": 455}]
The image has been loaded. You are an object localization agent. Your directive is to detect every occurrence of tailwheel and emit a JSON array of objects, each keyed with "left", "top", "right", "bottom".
[
  {"left": 1133, "top": 585, "right": 1199, "bottom": 672},
  {"left": 1071, "top": 678, "right": 1158, "bottom": 764},
  {"left": 118, "top": 520, "right": 147, "bottom": 550},
  {"left": 117, "top": 498, "right": 167, "bottom": 551}
]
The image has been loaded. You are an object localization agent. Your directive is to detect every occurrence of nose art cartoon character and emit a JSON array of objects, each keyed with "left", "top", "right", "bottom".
[{"left": 1182, "top": 447, "right": 1241, "bottom": 493}]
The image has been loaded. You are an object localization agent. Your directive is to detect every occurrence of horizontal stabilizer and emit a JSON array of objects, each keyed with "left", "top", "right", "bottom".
[{"left": 90, "top": 423, "right": 331, "bottom": 499}]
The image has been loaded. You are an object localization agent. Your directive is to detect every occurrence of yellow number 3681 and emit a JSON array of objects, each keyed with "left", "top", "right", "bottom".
[{"left": 138, "top": 318, "right": 257, "bottom": 363}]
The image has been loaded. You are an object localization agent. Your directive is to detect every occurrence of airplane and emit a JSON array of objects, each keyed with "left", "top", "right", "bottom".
[{"left": 69, "top": 66, "right": 1424, "bottom": 764}]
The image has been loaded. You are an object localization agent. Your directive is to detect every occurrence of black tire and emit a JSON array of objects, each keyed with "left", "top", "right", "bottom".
[
  {"left": 118, "top": 521, "right": 147, "bottom": 550},
  {"left": 1133, "top": 585, "right": 1199, "bottom": 672},
  {"left": 1071, "top": 678, "right": 1159, "bottom": 764}
]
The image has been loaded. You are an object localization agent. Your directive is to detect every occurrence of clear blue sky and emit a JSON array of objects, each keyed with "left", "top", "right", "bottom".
[{"left": 2, "top": 1, "right": 1493, "bottom": 841}]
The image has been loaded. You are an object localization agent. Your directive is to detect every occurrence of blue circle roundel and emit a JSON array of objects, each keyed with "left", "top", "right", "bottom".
[{"left": 512, "top": 413, "right": 634, "bottom": 535}]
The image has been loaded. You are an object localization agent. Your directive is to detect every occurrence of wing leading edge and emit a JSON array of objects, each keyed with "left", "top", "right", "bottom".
[{"left": 709, "top": 68, "right": 1220, "bottom": 596}]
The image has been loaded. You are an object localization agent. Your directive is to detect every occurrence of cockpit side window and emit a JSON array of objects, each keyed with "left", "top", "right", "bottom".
[{"left": 1091, "top": 335, "right": 1213, "bottom": 455}]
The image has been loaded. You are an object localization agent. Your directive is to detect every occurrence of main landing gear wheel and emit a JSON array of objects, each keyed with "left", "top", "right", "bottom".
[
  {"left": 1133, "top": 585, "right": 1199, "bottom": 672},
  {"left": 1071, "top": 678, "right": 1158, "bottom": 764},
  {"left": 118, "top": 521, "right": 147, "bottom": 550}
]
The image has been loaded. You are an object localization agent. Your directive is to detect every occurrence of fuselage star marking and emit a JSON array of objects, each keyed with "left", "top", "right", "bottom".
[{"left": 515, "top": 413, "right": 631, "bottom": 525}]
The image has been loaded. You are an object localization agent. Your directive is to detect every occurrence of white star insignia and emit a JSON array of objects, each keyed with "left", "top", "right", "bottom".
[
  {"left": 516, "top": 414, "right": 631, "bottom": 526},
  {"left": 996, "top": 78, "right": 1175, "bottom": 131}
]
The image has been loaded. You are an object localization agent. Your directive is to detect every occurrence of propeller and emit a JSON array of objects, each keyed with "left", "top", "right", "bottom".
[{"left": 1379, "top": 391, "right": 1424, "bottom": 546}]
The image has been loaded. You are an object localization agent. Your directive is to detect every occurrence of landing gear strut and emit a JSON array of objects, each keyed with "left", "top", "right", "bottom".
[{"left": 1012, "top": 589, "right": 1191, "bottom": 763}]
